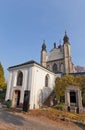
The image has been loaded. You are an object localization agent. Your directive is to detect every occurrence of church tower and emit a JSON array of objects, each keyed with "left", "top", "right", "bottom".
[
  {"left": 63, "top": 32, "right": 74, "bottom": 73},
  {"left": 41, "top": 41, "right": 47, "bottom": 67},
  {"left": 40, "top": 32, "right": 74, "bottom": 74}
]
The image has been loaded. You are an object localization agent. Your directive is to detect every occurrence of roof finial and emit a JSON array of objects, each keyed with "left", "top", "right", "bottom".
[
  {"left": 42, "top": 40, "right": 46, "bottom": 51},
  {"left": 54, "top": 42, "right": 56, "bottom": 48},
  {"left": 65, "top": 30, "right": 67, "bottom": 35},
  {"left": 63, "top": 31, "right": 69, "bottom": 43}
]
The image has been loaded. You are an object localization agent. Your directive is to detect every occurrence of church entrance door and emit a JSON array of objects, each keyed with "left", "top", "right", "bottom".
[{"left": 12, "top": 90, "right": 20, "bottom": 107}]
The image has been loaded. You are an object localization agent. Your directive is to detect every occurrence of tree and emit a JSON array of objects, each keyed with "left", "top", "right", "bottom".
[
  {"left": 0, "top": 63, "right": 5, "bottom": 89},
  {"left": 54, "top": 74, "right": 85, "bottom": 107},
  {"left": 54, "top": 75, "right": 82, "bottom": 103},
  {"left": 54, "top": 77, "right": 64, "bottom": 102}
]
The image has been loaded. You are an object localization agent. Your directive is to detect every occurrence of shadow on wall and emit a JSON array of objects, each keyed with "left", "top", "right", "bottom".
[{"left": 38, "top": 87, "right": 52, "bottom": 107}]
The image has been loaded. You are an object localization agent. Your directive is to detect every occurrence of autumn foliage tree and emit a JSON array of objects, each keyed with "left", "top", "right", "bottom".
[
  {"left": 0, "top": 63, "right": 5, "bottom": 89},
  {"left": 54, "top": 75, "right": 85, "bottom": 106}
]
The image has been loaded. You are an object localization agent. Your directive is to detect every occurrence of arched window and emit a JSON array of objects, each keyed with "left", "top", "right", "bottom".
[
  {"left": 17, "top": 71, "right": 23, "bottom": 86},
  {"left": 53, "top": 63, "right": 57, "bottom": 73},
  {"left": 45, "top": 74, "right": 50, "bottom": 87}
]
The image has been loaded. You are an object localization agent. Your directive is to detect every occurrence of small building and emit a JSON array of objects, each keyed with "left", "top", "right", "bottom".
[
  {"left": 5, "top": 60, "right": 61, "bottom": 109},
  {"left": 5, "top": 32, "right": 74, "bottom": 110},
  {"left": 65, "top": 86, "right": 83, "bottom": 113}
]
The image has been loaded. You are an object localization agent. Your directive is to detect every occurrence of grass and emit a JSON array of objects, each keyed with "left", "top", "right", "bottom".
[
  {"left": 7, "top": 107, "right": 85, "bottom": 123},
  {"left": 28, "top": 108, "right": 85, "bottom": 123}
]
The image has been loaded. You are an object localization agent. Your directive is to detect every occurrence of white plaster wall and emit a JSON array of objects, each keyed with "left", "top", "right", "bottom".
[
  {"left": 6, "top": 63, "right": 61, "bottom": 110},
  {"left": 29, "top": 64, "right": 61, "bottom": 109},
  {"left": 5, "top": 66, "right": 32, "bottom": 104},
  {"left": 5, "top": 72, "right": 13, "bottom": 100}
]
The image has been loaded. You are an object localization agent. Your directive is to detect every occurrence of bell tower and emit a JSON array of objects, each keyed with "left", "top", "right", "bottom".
[
  {"left": 41, "top": 40, "right": 47, "bottom": 67},
  {"left": 63, "top": 32, "right": 74, "bottom": 73}
]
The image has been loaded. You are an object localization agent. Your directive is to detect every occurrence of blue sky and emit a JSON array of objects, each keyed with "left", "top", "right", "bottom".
[{"left": 0, "top": 0, "right": 85, "bottom": 79}]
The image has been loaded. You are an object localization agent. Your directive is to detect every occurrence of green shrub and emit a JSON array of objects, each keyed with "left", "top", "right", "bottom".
[
  {"left": 55, "top": 103, "right": 64, "bottom": 110},
  {"left": 6, "top": 99, "right": 12, "bottom": 108},
  {"left": 0, "top": 88, "right": 6, "bottom": 102}
]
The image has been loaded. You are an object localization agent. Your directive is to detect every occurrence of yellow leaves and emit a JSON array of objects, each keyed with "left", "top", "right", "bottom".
[
  {"left": 54, "top": 74, "right": 85, "bottom": 101},
  {"left": 0, "top": 63, "right": 5, "bottom": 89}
]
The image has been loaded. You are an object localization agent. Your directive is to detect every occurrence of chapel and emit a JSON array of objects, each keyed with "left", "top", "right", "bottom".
[{"left": 5, "top": 32, "right": 74, "bottom": 110}]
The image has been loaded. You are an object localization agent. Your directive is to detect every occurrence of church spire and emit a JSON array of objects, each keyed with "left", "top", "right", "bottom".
[
  {"left": 41, "top": 40, "right": 47, "bottom": 67},
  {"left": 63, "top": 31, "right": 69, "bottom": 44},
  {"left": 42, "top": 40, "right": 46, "bottom": 51},
  {"left": 54, "top": 42, "right": 56, "bottom": 48}
]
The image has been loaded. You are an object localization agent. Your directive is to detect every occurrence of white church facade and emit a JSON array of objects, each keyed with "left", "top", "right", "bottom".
[{"left": 5, "top": 32, "right": 74, "bottom": 110}]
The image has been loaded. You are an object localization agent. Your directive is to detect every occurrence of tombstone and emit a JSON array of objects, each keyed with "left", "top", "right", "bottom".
[
  {"left": 23, "top": 90, "right": 30, "bottom": 112},
  {"left": 65, "top": 86, "right": 83, "bottom": 113}
]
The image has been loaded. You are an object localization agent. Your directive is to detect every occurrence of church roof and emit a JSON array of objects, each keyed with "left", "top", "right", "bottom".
[
  {"left": 8, "top": 60, "right": 40, "bottom": 69},
  {"left": 8, "top": 60, "right": 61, "bottom": 74}
]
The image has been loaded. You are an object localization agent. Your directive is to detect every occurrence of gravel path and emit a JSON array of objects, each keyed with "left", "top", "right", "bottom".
[{"left": 0, "top": 108, "right": 85, "bottom": 130}]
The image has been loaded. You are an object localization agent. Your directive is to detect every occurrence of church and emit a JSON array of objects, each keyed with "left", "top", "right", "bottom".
[{"left": 5, "top": 32, "right": 74, "bottom": 110}]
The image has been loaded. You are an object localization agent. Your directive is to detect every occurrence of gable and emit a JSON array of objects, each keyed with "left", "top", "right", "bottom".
[{"left": 47, "top": 48, "right": 64, "bottom": 61}]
